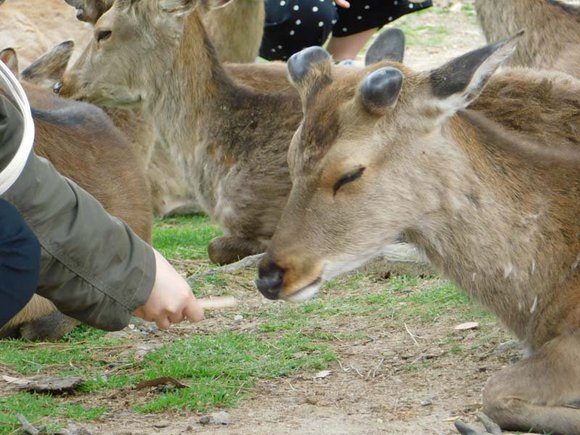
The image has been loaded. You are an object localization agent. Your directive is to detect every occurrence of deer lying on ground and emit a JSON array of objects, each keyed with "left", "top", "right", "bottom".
[
  {"left": 475, "top": 0, "right": 580, "bottom": 78},
  {"left": 58, "top": 0, "right": 401, "bottom": 264},
  {"left": 256, "top": 35, "right": 580, "bottom": 434},
  {"left": 0, "top": 48, "right": 152, "bottom": 341}
]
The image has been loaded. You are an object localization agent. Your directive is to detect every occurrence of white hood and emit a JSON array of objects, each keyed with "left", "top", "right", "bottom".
[{"left": 0, "top": 61, "right": 35, "bottom": 195}]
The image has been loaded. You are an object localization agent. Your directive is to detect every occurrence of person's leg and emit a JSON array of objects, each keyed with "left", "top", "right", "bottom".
[
  {"left": 326, "top": 28, "right": 377, "bottom": 62},
  {"left": 328, "top": 0, "right": 432, "bottom": 62},
  {"left": 260, "top": 0, "right": 337, "bottom": 61},
  {"left": 0, "top": 199, "right": 40, "bottom": 328}
]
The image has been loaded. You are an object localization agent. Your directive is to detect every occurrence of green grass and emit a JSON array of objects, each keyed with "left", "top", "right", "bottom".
[
  {"left": 396, "top": 22, "right": 451, "bottom": 47},
  {"left": 0, "top": 216, "right": 496, "bottom": 433},
  {"left": 0, "top": 394, "right": 106, "bottom": 432},
  {"left": 153, "top": 215, "right": 222, "bottom": 260}
]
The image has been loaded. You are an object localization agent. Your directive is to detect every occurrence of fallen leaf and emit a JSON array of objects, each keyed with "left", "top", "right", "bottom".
[
  {"left": 135, "top": 376, "right": 189, "bottom": 390},
  {"left": 454, "top": 322, "right": 479, "bottom": 331},
  {"left": 21, "top": 376, "right": 84, "bottom": 394}
]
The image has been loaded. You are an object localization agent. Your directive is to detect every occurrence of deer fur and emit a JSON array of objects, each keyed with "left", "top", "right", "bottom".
[
  {"left": 59, "top": 0, "right": 400, "bottom": 264},
  {"left": 0, "top": 0, "right": 90, "bottom": 68},
  {"left": 202, "top": 0, "right": 265, "bottom": 63},
  {"left": 256, "top": 36, "right": 580, "bottom": 434},
  {"left": 0, "top": 48, "right": 152, "bottom": 340},
  {"left": 475, "top": 0, "right": 580, "bottom": 78},
  {"left": 65, "top": 0, "right": 265, "bottom": 63}
]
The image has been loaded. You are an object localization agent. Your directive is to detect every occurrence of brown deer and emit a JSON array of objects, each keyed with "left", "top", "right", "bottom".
[
  {"left": 475, "top": 0, "right": 580, "bottom": 78},
  {"left": 59, "top": 0, "right": 404, "bottom": 264},
  {"left": 0, "top": 0, "right": 90, "bottom": 68},
  {"left": 0, "top": 48, "right": 153, "bottom": 341},
  {"left": 64, "top": 0, "right": 265, "bottom": 63},
  {"left": 256, "top": 35, "right": 580, "bottom": 434}
]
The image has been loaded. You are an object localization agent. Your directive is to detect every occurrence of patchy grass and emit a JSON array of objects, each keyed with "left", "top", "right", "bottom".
[
  {"left": 0, "top": 215, "right": 497, "bottom": 433},
  {"left": 153, "top": 215, "right": 222, "bottom": 261}
]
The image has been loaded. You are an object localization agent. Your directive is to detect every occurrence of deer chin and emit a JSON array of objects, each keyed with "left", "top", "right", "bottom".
[
  {"left": 83, "top": 86, "right": 142, "bottom": 107},
  {"left": 283, "top": 278, "right": 322, "bottom": 303}
]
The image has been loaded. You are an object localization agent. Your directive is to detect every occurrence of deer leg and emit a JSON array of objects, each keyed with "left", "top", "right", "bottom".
[
  {"left": 455, "top": 412, "right": 503, "bottom": 435},
  {"left": 0, "top": 295, "right": 78, "bottom": 341},
  {"left": 208, "top": 236, "right": 266, "bottom": 265},
  {"left": 480, "top": 331, "right": 580, "bottom": 435},
  {"left": 18, "top": 312, "right": 79, "bottom": 341}
]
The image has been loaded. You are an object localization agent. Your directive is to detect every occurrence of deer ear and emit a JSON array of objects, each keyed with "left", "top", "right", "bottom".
[
  {"left": 0, "top": 48, "right": 19, "bottom": 75},
  {"left": 21, "top": 41, "right": 74, "bottom": 85},
  {"left": 365, "top": 28, "right": 405, "bottom": 66},
  {"left": 159, "top": 0, "right": 197, "bottom": 15},
  {"left": 358, "top": 67, "right": 404, "bottom": 115},
  {"left": 288, "top": 46, "right": 332, "bottom": 102},
  {"left": 429, "top": 31, "right": 522, "bottom": 114}
]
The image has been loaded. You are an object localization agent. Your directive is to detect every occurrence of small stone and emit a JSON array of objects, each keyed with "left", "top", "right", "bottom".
[
  {"left": 420, "top": 394, "right": 438, "bottom": 406},
  {"left": 199, "top": 416, "right": 210, "bottom": 425},
  {"left": 234, "top": 315, "right": 243, "bottom": 322},
  {"left": 212, "top": 411, "right": 231, "bottom": 425},
  {"left": 153, "top": 420, "right": 170, "bottom": 428},
  {"left": 305, "top": 396, "right": 317, "bottom": 405}
]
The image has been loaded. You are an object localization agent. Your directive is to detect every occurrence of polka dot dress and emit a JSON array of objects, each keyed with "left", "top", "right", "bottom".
[
  {"left": 260, "top": 0, "right": 432, "bottom": 61},
  {"left": 260, "top": 0, "right": 337, "bottom": 61}
]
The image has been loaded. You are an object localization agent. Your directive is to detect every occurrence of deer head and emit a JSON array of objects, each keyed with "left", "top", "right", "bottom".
[
  {"left": 59, "top": 0, "right": 227, "bottom": 103},
  {"left": 256, "top": 33, "right": 522, "bottom": 302}
]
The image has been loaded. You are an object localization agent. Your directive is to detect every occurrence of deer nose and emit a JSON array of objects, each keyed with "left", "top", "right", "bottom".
[{"left": 256, "top": 259, "right": 285, "bottom": 300}]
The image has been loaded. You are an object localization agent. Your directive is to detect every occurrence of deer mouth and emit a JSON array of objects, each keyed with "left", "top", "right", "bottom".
[{"left": 283, "top": 277, "right": 322, "bottom": 303}]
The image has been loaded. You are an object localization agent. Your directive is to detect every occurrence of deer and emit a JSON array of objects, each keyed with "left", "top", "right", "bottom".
[
  {"left": 0, "top": 0, "right": 91, "bottom": 69},
  {"left": 57, "top": 0, "right": 402, "bottom": 264},
  {"left": 255, "top": 34, "right": 580, "bottom": 434},
  {"left": 475, "top": 0, "right": 580, "bottom": 79},
  {"left": 0, "top": 48, "right": 153, "bottom": 341},
  {"left": 64, "top": 0, "right": 265, "bottom": 63},
  {"left": 56, "top": 0, "right": 273, "bottom": 217}
]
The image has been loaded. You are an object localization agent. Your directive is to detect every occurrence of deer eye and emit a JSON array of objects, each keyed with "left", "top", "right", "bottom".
[
  {"left": 333, "top": 167, "right": 365, "bottom": 194},
  {"left": 96, "top": 30, "right": 112, "bottom": 43}
]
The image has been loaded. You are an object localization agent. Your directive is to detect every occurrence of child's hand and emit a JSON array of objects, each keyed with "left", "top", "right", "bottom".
[
  {"left": 134, "top": 249, "right": 204, "bottom": 329},
  {"left": 335, "top": 0, "right": 350, "bottom": 8}
]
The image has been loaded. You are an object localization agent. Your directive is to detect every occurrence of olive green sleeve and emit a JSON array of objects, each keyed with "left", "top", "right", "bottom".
[
  {"left": 2, "top": 153, "right": 156, "bottom": 330},
  {"left": 0, "top": 95, "right": 155, "bottom": 331}
]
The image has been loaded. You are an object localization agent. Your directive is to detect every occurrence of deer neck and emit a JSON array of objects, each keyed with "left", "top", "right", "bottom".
[
  {"left": 147, "top": 10, "right": 234, "bottom": 139},
  {"left": 403, "top": 115, "right": 567, "bottom": 343}
]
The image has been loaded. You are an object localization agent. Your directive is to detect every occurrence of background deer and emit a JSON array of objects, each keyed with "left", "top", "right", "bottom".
[
  {"left": 0, "top": 0, "right": 90, "bottom": 68},
  {"left": 59, "top": 0, "right": 403, "bottom": 264},
  {"left": 0, "top": 49, "right": 152, "bottom": 340},
  {"left": 65, "top": 0, "right": 265, "bottom": 63},
  {"left": 256, "top": 35, "right": 580, "bottom": 433},
  {"left": 475, "top": 0, "right": 580, "bottom": 78}
]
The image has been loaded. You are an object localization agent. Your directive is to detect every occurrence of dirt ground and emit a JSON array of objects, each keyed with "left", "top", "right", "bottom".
[
  {"left": 3, "top": 1, "right": 531, "bottom": 434},
  {"left": 62, "top": 263, "right": 519, "bottom": 435}
]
